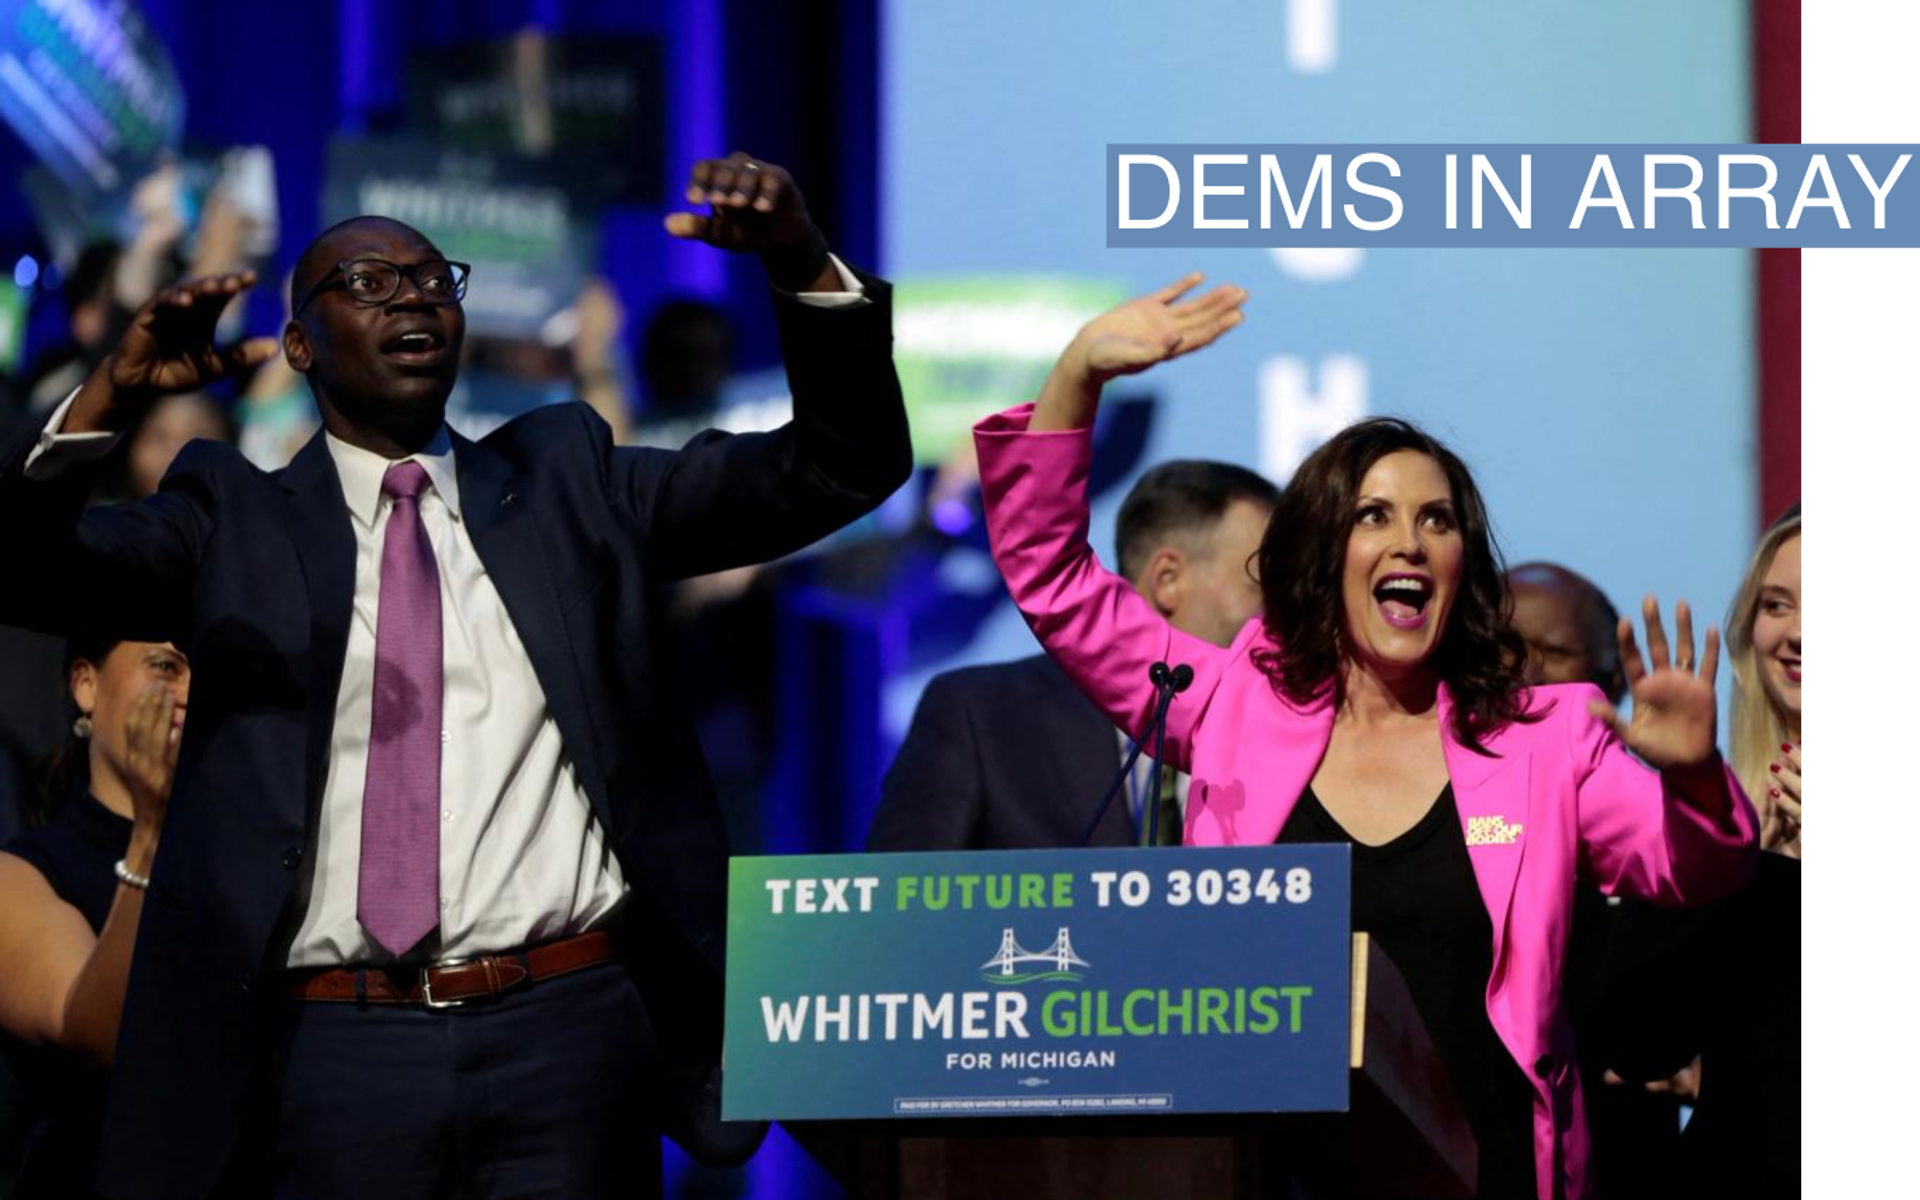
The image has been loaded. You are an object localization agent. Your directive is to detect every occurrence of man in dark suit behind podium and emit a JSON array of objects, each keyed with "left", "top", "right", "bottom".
[
  {"left": 0, "top": 153, "right": 909, "bottom": 1199},
  {"left": 870, "top": 460, "right": 1276, "bottom": 851}
]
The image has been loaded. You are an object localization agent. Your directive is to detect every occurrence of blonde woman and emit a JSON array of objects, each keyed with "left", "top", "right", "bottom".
[{"left": 1725, "top": 506, "right": 1801, "bottom": 856}]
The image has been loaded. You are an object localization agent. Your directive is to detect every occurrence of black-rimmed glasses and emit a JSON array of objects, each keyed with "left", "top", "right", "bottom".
[{"left": 294, "top": 258, "right": 471, "bottom": 317}]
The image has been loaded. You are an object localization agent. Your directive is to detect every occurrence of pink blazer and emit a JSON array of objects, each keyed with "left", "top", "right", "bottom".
[{"left": 975, "top": 405, "right": 1759, "bottom": 1200}]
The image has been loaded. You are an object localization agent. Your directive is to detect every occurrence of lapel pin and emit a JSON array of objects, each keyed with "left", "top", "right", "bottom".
[{"left": 1465, "top": 815, "right": 1524, "bottom": 846}]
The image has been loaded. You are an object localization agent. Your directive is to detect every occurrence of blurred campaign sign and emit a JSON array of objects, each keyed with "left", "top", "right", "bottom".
[
  {"left": 18, "top": 144, "right": 275, "bottom": 275},
  {"left": 724, "top": 845, "right": 1352, "bottom": 1120},
  {"left": 0, "top": 0, "right": 183, "bottom": 196},
  {"left": 406, "top": 31, "right": 666, "bottom": 205},
  {"left": 893, "top": 275, "right": 1127, "bottom": 466},
  {"left": 324, "top": 137, "right": 599, "bottom": 340},
  {"left": 0, "top": 277, "right": 25, "bottom": 372}
]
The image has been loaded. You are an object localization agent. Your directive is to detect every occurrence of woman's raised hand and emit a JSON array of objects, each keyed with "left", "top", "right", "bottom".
[
  {"left": 1588, "top": 596, "right": 1721, "bottom": 771},
  {"left": 1077, "top": 273, "right": 1247, "bottom": 382},
  {"left": 1032, "top": 274, "right": 1247, "bottom": 431},
  {"left": 123, "top": 683, "right": 182, "bottom": 835}
]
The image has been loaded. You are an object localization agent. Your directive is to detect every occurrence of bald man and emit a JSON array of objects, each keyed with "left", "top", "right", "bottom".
[
  {"left": 0, "top": 154, "right": 909, "bottom": 1198},
  {"left": 1507, "top": 561, "right": 1628, "bottom": 705}
]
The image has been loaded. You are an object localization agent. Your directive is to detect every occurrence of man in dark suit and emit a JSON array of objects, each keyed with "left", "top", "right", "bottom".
[
  {"left": 869, "top": 460, "right": 1276, "bottom": 851},
  {"left": 0, "top": 153, "right": 909, "bottom": 1199}
]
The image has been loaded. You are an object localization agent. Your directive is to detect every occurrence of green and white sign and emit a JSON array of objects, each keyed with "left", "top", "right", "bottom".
[
  {"left": 893, "top": 275, "right": 1127, "bottom": 465},
  {"left": 323, "top": 136, "right": 599, "bottom": 340},
  {"left": 724, "top": 846, "right": 1352, "bottom": 1120}
]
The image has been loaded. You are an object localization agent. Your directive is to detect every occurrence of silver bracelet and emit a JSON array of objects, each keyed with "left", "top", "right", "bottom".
[{"left": 113, "top": 859, "right": 151, "bottom": 891}]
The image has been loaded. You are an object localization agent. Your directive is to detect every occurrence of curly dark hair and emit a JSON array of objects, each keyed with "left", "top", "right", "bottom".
[{"left": 1250, "top": 418, "right": 1535, "bottom": 754}]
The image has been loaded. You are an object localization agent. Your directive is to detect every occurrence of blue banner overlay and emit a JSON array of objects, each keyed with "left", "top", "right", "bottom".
[
  {"left": 723, "top": 846, "right": 1352, "bottom": 1121},
  {"left": 1107, "top": 145, "right": 1918, "bottom": 248}
]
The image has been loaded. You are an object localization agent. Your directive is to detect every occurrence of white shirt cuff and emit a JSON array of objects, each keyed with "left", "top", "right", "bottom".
[
  {"left": 788, "top": 254, "right": 868, "bottom": 308},
  {"left": 23, "top": 387, "right": 121, "bottom": 480}
]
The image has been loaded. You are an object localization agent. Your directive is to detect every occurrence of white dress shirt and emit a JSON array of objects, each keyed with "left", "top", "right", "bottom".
[
  {"left": 25, "top": 259, "right": 868, "bottom": 965},
  {"left": 285, "top": 427, "right": 631, "bottom": 965}
]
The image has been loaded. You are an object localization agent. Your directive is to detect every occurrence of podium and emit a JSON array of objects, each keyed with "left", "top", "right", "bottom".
[{"left": 786, "top": 934, "right": 1477, "bottom": 1199}]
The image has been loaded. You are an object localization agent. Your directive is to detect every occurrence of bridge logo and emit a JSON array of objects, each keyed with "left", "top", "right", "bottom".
[{"left": 980, "top": 926, "right": 1091, "bottom": 985}]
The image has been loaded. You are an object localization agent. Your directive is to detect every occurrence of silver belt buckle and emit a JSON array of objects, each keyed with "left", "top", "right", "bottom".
[{"left": 419, "top": 955, "right": 480, "bottom": 1010}]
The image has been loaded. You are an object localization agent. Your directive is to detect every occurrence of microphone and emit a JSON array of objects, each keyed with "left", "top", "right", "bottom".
[
  {"left": 1148, "top": 662, "right": 1194, "bottom": 692},
  {"left": 1077, "top": 661, "right": 1192, "bottom": 847}
]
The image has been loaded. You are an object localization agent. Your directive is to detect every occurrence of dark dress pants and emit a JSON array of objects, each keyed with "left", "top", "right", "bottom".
[{"left": 233, "top": 962, "right": 663, "bottom": 1199}]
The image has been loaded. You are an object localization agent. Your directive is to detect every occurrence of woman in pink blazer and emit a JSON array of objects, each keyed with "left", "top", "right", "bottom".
[{"left": 973, "top": 276, "right": 1758, "bottom": 1200}]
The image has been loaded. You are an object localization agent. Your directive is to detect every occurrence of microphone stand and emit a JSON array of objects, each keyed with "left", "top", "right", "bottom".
[{"left": 1078, "top": 661, "right": 1194, "bottom": 847}]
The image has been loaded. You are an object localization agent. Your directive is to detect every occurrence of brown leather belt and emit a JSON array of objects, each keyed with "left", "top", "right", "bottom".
[{"left": 285, "top": 929, "right": 619, "bottom": 1008}]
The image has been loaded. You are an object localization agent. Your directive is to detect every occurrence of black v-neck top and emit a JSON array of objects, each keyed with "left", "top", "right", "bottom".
[
  {"left": 3, "top": 786, "right": 133, "bottom": 1198},
  {"left": 1279, "top": 784, "right": 1538, "bottom": 1199}
]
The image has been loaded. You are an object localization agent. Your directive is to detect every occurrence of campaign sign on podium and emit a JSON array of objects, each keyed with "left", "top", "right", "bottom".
[{"left": 723, "top": 846, "right": 1351, "bottom": 1120}]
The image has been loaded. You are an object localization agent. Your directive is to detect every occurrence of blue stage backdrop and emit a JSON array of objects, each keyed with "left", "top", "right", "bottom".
[{"left": 878, "top": 0, "right": 1756, "bottom": 753}]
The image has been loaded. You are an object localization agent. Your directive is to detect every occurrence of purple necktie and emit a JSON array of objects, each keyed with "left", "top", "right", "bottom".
[{"left": 357, "top": 461, "right": 443, "bottom": 957}]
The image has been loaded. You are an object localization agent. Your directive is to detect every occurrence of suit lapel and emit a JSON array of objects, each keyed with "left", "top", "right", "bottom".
[
  {"left": 1437, "top": 686, "right": 1532, "bottom": 976},
  {"left": 277, "top": 432, "right": 357, "bottom": 820},
  {"left": 1032, "top": 658, "right": 1137, "bottom": 845},
  {"left": 1189, "top": 691, "right": 1333, "bottom": 847},
  {"left": 451, "top": 432, "right": 608, "bottom": 811},
  {"left": 1257, "top": 698, "right": 1336, "bottom": 843}
]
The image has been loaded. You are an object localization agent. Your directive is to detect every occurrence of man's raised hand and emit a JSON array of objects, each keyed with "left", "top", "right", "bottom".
[
  {"left": 66, "top": 271, "right": 278, "bottom": 436},
  {"left": 663, "top": 152, "right": 816, "bottom": 254},
  {"left": 110, "top": 271, "right": 280, "bottom": 401}
]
